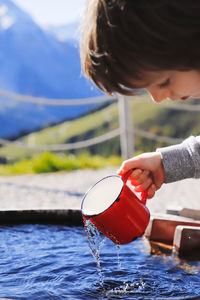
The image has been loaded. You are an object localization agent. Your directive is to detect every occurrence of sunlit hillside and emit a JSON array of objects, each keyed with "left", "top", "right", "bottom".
[{"left": 1, "top": 93, "right": 199, "bottom": 166}]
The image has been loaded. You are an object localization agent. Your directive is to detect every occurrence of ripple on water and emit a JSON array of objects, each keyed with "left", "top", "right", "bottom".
[{"left": 0, "top": 224, "right": 199, "bottom": 299}]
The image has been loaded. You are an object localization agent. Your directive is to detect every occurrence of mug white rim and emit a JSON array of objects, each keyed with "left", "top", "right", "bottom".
[{"left": 81, "top": 175, "right": 124, "bottom": 217}]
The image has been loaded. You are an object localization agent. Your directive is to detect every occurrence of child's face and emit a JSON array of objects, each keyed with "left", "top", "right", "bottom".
[{"left": 144, "top": 70, "right": 200, "bottom": 103}]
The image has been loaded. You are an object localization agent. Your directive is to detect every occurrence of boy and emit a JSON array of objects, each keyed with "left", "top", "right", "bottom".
[{"left": 80, "top": 0, "right": 200, "bottom": 198}]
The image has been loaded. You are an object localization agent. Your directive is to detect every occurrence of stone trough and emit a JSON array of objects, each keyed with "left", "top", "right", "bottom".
[{"left": 0, "top": 209, "right": 83, "bottom": 226}]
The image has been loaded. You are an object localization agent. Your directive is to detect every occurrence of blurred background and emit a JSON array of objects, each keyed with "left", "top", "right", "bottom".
[{"left": 0, "top": 0, "right": 199, "bottom": 175}]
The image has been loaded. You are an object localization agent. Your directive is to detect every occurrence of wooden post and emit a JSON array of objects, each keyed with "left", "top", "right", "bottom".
[{"left": 118, "top": 95, "right": 134, "bottom": 159}]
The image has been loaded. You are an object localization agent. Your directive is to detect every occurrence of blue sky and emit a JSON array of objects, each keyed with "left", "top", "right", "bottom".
[{"left": 12, "top": 0, "right": 86, "bottom": 27}]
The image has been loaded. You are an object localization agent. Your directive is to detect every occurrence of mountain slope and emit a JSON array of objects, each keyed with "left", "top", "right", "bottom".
[{"left": 0, "top": 0, "right": 102, "bottom": 138}]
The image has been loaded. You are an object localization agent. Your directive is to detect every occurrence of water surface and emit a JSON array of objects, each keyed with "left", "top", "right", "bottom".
[{"left": 0, "top": 224, "right": 199, "bottom": 299}]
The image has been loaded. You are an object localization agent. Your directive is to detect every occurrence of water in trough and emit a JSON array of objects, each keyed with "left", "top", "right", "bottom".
[{"left": 0, "top": 224, "right": 199, "bottom": 299}]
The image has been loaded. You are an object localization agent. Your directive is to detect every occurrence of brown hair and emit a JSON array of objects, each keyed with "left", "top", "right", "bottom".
[{"left": 80, "top": 0, "right": 200, "bottom": 95}]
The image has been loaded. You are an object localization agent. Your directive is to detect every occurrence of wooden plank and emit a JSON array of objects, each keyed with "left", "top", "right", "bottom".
[
  {"left": 166, "top": 207, "right": 200, "bottom": 220},
  {"left": 166, "top": 208, "right": 181, "bottom": 216},
  {"left": 173, "top": 225, "right": 200, "bottom": 259},
  {"left": 145, "top": 214, "right": 200, "bottom": 245},
  {"left": 179, "top": 208, "right": 200, "bottom": 220}
]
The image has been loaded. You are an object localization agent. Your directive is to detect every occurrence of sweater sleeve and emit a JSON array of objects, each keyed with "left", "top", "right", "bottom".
[{"left": 156, "top": 135, "right": 200, "bottom": 183}]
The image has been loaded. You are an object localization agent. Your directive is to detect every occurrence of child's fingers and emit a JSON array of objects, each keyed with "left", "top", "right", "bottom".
[
  {"left": 133, "top": 176, "right": 153, "bottom": 192},
  {"left": 134, "top": 184, "right": 156, "bottom": 199},
  {"left": 146, "top": 184, "right": 156, "bottom": 199},
  {"left": 130, "top": 169, "right": 151, "bottom": 186},
  {"left": 129, "top": 168, "right": 142, "bottom": 180}
]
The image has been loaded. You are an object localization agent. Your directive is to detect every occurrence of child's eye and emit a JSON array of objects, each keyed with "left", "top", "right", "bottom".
[{"left": 158, "top": 78, "right": 170, "bottom": 88}]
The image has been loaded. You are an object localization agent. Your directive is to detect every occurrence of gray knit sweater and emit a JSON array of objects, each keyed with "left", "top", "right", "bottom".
[{"left": 157, "top": 136, "right": 200, "bottom": 183}]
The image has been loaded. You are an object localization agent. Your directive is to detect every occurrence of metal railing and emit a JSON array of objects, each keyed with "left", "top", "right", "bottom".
[
  {"left": 0, "top": 90, "right": 134, "bottom": 159},
  {"left": 0, "top": 89, "right": 199, "bottom": 159}
]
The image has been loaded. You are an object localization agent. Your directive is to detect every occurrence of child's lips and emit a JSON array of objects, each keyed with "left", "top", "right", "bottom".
[{"left": 180, "top": 96, "right": 189, "bottom": 100}]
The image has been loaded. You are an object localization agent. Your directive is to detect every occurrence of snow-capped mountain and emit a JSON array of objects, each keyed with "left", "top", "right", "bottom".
[
  {"left": 46, "top": 22, "right": 81, "bottom": 42},
  {"left": 0, "top": 0, "right": 102, "bottom": 138}
]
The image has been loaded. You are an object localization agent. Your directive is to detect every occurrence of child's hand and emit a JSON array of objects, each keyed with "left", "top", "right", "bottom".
[{"left": 117, "top": 152, "right": 165, "bottom": 199}]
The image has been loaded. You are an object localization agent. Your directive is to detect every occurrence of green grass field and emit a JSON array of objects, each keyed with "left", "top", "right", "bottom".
[{"left": 0, "top": 152, "right": 122, "bottom": 175}]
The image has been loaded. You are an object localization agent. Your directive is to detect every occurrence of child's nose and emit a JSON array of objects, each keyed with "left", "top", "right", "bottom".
[{"left": 146, "top": 87, "right": 170, "bottom": 103}]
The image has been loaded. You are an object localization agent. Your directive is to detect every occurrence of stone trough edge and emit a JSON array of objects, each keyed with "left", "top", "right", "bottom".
[{"left": 0, "top": 209, "right": 83, "bottom": 226}]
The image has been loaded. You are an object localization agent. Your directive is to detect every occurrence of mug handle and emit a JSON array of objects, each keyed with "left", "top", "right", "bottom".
[{"left": 121, "top": 169, "right": 147, "bottom": 205}]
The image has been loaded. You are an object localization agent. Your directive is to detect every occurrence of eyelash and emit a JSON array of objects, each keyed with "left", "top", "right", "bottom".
[{"left": 159, "top": 78, "right": 170, "bottom": 88}]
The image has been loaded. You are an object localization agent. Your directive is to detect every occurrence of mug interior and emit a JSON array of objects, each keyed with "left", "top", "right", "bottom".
[{"left": 81, "top": 175, "right": 123, "bottom": 216}]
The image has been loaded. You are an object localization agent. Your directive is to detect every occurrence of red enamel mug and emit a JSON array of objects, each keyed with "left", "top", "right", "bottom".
[{"left": 81, "top": 170, "right": 150, "bottom": 245}]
